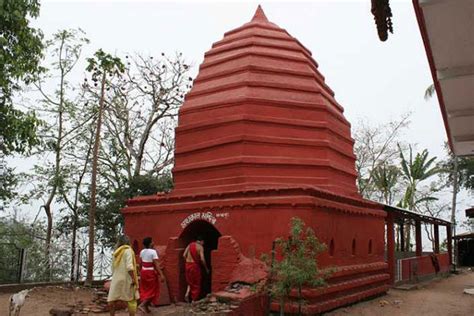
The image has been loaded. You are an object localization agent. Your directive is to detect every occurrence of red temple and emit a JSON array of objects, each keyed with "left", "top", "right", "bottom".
[{"left": 123, "top": 6, "right": 390, "bottom": 314}]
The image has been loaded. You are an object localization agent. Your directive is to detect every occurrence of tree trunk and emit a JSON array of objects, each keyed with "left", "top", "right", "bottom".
[
  {"left": 44, "top": 204, "right": 53, "bottom": 280},
  {"left": 86, "top": 73, "right": 106, "bottom": 285},
  {"left": 280, "top": 298, "right": 285, "bottom": 316},
  {"left": 451, "top": 157, "right": 458, "bottom": 268},
  {"left": 405, "top": 184, "right": 416, "bottom": 251},
  {"left": 70, "top": 214, "right": 77, "bottom": 282},
  {"left": 43, "top": 42, "right": 66, "bottom": 281}
]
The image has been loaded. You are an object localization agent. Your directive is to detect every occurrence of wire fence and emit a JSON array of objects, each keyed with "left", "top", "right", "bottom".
[{"left": 0, "top": 242, "right": 112, "bottom": 284}]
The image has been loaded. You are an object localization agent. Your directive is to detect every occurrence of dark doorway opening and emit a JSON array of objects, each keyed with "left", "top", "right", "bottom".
[
  {"left": 178, "top": 220, "right": 221, "bottom": 300},
  {"left": 457, "top": 238, "right": 474, "bottom": 266}
]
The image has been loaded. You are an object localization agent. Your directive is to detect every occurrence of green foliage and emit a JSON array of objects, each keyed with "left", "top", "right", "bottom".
[
  {"left": 370, "top": 163, "right": 400, "bottom": 204},
  {"left": 86, "top": 49, "right": 125, "bottom": 79},
  {"left": 0, "top": 216, "right": 69, "bottom": 282},
  {"left": 0, "top": 217, "right": 40, "bottom": 282},
  {"left": 77, "top": 173, "right": 173, "bottom": 247},
  {"left": 18, "top": 28, "right": 92, "bottom": 260},
  {"left": 354, "top": 113, "right": 411, "bottom": 201},
  {"left": 0, "top": 106, "right": 40, "bottom": 155},
  {"left": 30, "top": 28, "right": 90, "bottom": 193},
  {"left": 398, "top": 144, "right": 441, "bottom": 210},
  {"left": 0, "top": 0, "right": 44, "bottom": 155},
  {"left": 456, "top": 157, "right": 474, "bottom": 191},
  {"left": 399, "top": 145, "right": 440, "bottom": 184},
  {"left": 0, "top": 0, "right": 43, "bottom": 91},
  {"left": 0, "top": 217, "right": 42, "bottom": 250},
  {"left": 439, "top": 144, "right": 474, "bottom": 191},
  {"left": 264, "top": 217, "right": 327, "bottom": 314},
  {"left": 0, "top": 167, "right": 18, "bottom": 201},
  {"left": 396, "top": 145, "right": 442, "bottom": 251},
  {"left": 424, "top": 83, "right": 436, "bottom": 101},
  {"left": 84, "top": 48, "right": 126, "bottom": 282},
  {"left": 46, "top": 29, "right": 90, "bottom": 73}
]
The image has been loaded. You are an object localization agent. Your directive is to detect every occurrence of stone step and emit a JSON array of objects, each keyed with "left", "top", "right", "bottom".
[
  {"left": 326, "top": 262, "right": 388, "bottom": 282},
  {"left": 291, "top": 272, "right": 389, "bottom": 302},
  {"left": 276, "top": 271, "right": 389, "bottom": 308},
  {"left": 272, "top": 283, "right": 389, "bottom": 315}
]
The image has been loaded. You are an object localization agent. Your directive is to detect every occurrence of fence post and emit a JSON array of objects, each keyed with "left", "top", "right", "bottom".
[
  {"left": 18, "top": 248, "right": 26, "bottom": 283},
  {"left": 433, "top": 224, "right": 440, "bottom": 254},
  {"left": 386, "top": 212, "right": 395, "bottom": 285},
  {"left": 76, "top": 249, "right": 81, "bottom": 282},
  {"left": 415, "top": 220, "right": 422, "bottom": 257}
]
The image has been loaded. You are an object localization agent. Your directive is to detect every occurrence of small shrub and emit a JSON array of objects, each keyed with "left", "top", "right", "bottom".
[{"left": 263, "top": 217, "right": 328, "bottom": 315}]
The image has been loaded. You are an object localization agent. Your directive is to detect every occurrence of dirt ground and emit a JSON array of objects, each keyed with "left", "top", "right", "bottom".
[
  {"left": 0, "top": 285, "right": 188, "bottom": 316},
  {"left": 0, "top": 285, "right": 94, "bottom": 316},
  {"left": 326, "top": 269, "right": 474, "bottom": 316},
  {"left": 1, "top": 270, "right": 473, "bottom": 316}
]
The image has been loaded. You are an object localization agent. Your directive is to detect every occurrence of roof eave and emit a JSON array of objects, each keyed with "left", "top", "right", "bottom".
[{"left": 412, "top": 0, "right": 455, "bottom": 154}]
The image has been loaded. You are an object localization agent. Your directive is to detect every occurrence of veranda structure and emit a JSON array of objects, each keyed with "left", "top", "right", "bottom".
[{"left": 385, "top": 205, "right": 452, "bottom": 284}]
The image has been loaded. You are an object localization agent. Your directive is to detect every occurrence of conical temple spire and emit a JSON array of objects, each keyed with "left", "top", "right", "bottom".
[{"left": 251, "top": 5, "right": 269, "bottom": 22}]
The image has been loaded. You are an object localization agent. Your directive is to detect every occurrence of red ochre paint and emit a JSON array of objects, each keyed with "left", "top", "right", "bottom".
[{"left": 123, "top": 6, "right": 390, "bottom": 314}]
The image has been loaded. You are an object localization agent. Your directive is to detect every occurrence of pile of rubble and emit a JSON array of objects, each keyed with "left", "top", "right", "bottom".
[
  {"left": 224, "top": 282, "right": 253, "bottom": 294},
  {"left": 186, "top": 282, "right": 267, "bottom": 315},
  {"left": 49, "top": 286, "right": 110, "bottom": 315},
  {"left": 188, "top": 294, "right": 239, "bottom": 315},
  {"left": 88, "top": 288, "right": 110, "bottom": 312}
]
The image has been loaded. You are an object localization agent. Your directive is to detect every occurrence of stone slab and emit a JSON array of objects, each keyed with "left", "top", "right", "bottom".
[{"left": 463, "top": 288, "right": 474, "bottom": 295}]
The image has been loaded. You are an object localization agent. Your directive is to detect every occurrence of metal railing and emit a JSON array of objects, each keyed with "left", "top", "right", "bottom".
[{"left": 0, "top": 240, "right": 114, "bottom": 285}]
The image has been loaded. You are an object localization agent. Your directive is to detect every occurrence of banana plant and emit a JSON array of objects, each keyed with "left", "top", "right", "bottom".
[{"left": 397, "top": 144, "right": 441, "bottom": 250}]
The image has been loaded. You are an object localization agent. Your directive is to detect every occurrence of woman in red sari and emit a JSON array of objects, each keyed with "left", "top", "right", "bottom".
[{"left": 138, "top": 237, "right": 165, "bottom": 314}]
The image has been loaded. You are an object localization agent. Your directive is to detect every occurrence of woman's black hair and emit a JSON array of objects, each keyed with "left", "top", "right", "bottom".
[{"left": 143, "top": 237, "right": 153, "bottom": 248}]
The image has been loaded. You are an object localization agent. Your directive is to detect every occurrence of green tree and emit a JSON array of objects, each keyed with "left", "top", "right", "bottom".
[
  {"left": 0, "top": 0, "right": 43, "bottom": 155},
  {"left": 103, "top": 53, "right": 190, "bottom": 179},
  {"left": 24, "top": 29, "right": 89, "bottom": 266},
  {"left": 398, "top": 145, "right": 440, "bottom": 209},
  {"left": 57, "top": 127, "right": 95, "bottom": 281},
  {"left": 440, "top": 144, "right": 474, "bottom": 191},
  {"left": 437, "top": 143, "right": 474, "bottom": 241},
  {"left": 85, "top": 49, "right": 124, "bottom": 284},
  {"left": 81, "top": 52, "right": 190, "bottom": 248},
  {"left": 87, "top": 173, "right": 173, "bottom": 247},
  {"left": 354, "top": 113, "right": 410, "bottom": 199},
  {"left": 398, "top": 145, "right": 441, "bottom": 250},
  {"left": 0, "top": 216, "right": 69, "bottom": 282},
  {"left": 0, "top": 167, "right": 18, "bottom": 201},
  {"left": 425, "top": 88, "right": 472, "bottom": 250},
  {"left": 371, "top": 163, "right": 400, "bottom": 205},
  {"left": 265, "top": 217, "right": 327, "bottom": 316},
  {"left": 0, "top": 216, "right": 44, "bottom": 282}
]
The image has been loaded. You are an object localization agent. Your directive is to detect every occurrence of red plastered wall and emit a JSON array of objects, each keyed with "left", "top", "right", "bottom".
[{"left": 400, "top": 253, "right": 450, "bottom": 281}]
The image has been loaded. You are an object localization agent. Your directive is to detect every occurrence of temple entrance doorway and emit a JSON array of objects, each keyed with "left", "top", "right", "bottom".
[{"left": 178, "top": 220, "right": 221, "bottom": 300}]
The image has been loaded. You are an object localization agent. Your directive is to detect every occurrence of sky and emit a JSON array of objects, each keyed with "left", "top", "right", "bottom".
[
  {"left": 34, "top": 0, "right": 445, "bottom": 155},
  {"left": 7, "top": 0, "right": 470, "bottom": 237}
]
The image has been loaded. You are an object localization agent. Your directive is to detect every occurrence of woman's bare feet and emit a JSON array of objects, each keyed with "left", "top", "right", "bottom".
[{"left": 138, "top": 304, "right": 151, "bottom": 314}]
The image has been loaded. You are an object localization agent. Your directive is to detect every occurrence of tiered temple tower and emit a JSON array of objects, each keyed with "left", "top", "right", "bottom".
[
  {"left": 123, "top": 6, "right": 389, "bottom": 314},
  {"left": 173, "top": 7, "right": 359, "bottom": 197}
]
